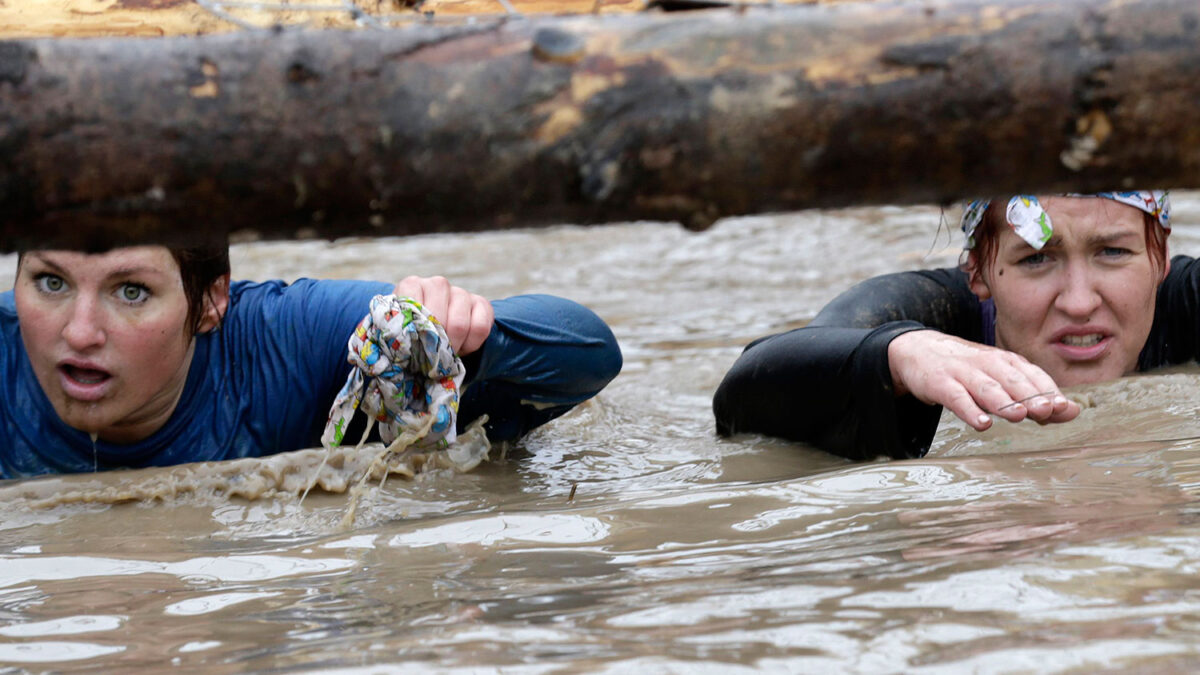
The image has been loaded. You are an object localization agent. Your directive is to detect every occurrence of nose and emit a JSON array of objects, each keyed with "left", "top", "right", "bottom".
[
  {"left": 62, "top": 297, "right": 106, "bottom": 351},
  {"left": 1053, "top": 260, "right": 1102, "bottom": 319}
]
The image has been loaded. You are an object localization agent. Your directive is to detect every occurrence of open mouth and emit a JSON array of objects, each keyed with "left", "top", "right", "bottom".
[
  {"left": 61, "top": 364, "right": 112, "bottom": 385},
  {"left": 1060, "top": 334, "right": 1104, "bottom": 348}
]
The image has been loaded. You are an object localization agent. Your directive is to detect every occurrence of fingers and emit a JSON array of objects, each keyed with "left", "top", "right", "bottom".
[
  {"left": 917, "top": 368, "right": 1035, "bottom": 430},
  {"left": 394, "top": 275, "right": 430, "bottom": 307},
  {"left": 393, "top": 276, "right": 494, "bottom": 355},
  {"left": 973, "top": 377, "right": 1080, "bottom": 428},
  {"left": 457, "top": 296, "right": 494, "bottom": 355},
  {"left": 938, "top": 382, "right": 994, "bottom": 432},
  {"left": 997, "top": 357, "right": 1062, "bottom": 422},
  {"left": 441, "top": 288, "right": 493, "bottom": 355},
  {"left": 970, "top": 359, "right": 1053, "bottom": 424},
  {"left": 888, "top": 331, "right": 1077, "bottom": 431},
  {"left": 978, "top": 353, "right": 1076, "bottom": 424},
  {"left": 1041, "top": 396, "right": 1081, "bottom": 424}
]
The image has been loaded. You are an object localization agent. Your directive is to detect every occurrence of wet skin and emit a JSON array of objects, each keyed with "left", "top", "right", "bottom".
[
  {"left": 969, "top": 197, "right": 1169, "bottom": 388},
  {"left": 14, "top": 247, "right": 223, "bottom": 444}
]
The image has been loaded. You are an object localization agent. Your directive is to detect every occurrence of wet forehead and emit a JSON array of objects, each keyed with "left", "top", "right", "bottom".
[{"left": 999, "top": 197, "right": 1146, "bottom": 251}]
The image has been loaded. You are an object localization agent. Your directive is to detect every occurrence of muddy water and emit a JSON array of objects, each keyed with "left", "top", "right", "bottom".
[{"left": 3, "top": 196, "right": 1200, "bottom": 672}]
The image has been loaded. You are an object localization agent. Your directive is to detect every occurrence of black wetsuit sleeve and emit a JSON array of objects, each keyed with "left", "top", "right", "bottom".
[
  {"left": 1140, "top": 255, "right": 1200, "bottom": 369},
  {"left": 713, "top": 267, "right": 982, "bottom": 461}
]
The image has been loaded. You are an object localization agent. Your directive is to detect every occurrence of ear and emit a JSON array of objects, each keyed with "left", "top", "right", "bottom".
[
  {"left": 1160, "top": 240, "right": 1171, "bottom": 283},
  {"left": 964, "top": 251, "right": 993, "bottom": 301},
  {"left": 196, "top": 274, "right": 230, "bottom": 334}
]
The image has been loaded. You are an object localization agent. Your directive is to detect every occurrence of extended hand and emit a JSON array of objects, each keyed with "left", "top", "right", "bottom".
[
  {"left": 887, "top": 330, "right": 1080, "bottom": 431},
  {"left": 394, "top": 276, "right": 494, "bottom": 356}
]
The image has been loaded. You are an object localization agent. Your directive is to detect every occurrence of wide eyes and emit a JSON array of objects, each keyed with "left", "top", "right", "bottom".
[
  {"left": 31, "top": 274, "right": 151, "bottom": 304},
  {"left": 119, "top": 283, "right": 150, "bottom": 304},
  {"left": 33, "top": 274, "right": 66, "bottom": 293}
]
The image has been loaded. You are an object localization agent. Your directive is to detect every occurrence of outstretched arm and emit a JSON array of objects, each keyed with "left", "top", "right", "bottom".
[
  {"left": 888, "top": 330, "right": 1077, "bottom": 432},
  {"left": 713, "top": 267, "right": 1074, "bottom": 460},
  {"left": 714, "top": 320, "right": 939, "bottom": 460}
]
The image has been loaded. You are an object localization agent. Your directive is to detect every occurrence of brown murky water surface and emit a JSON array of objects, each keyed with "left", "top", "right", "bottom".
[{"left": 3, "top": 196, "right": 1200, "bottom": 672}]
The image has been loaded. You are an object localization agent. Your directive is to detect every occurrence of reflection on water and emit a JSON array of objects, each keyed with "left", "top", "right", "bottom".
[{"left": 2, "top": 196, "right": 1200, "bottom": 671}]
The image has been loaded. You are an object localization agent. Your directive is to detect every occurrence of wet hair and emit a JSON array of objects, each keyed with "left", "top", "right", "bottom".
[
  {"left": 171, "top": 244, "right": 231, "bottom": 335},
  {"left": 965, "top": 200, "right": 1168, "bottom": 278}
]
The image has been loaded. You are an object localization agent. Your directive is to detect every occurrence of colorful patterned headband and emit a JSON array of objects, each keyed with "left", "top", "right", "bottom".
[{"left": 961, "top": 191, "right": 1170, "bottom": 251}]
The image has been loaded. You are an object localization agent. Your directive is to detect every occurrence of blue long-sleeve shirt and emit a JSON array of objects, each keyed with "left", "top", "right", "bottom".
[{"left": 0, "top": 280, "right": 621, "bottom": 478}]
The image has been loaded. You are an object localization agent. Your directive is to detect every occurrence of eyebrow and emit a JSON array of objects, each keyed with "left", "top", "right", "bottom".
[
  {"left": 1039, "top": 228, "right": 1140, "bottom": 249},
  {"left": 24, "top": 254, "right": 166, "bottom": 280},
  {"left": 23, "top": 254, "right": 65, "bottom": 273}
]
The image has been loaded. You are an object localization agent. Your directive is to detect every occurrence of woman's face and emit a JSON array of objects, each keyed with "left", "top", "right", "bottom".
[
  {"left": 15, "top": 246, "right": 210, "bottom": 443},
  {"left": 969, "top": 197, "right": 1168, "bottom": 388}
]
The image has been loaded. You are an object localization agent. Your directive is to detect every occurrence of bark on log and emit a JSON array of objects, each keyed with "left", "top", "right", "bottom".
[{"left": 1, "top": 0, "right": 1199, "bottom": 250}]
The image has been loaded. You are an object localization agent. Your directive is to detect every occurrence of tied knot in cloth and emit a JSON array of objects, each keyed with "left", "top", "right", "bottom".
[{"left": 322, "top": 294, "right": 466, "bottom": 451}]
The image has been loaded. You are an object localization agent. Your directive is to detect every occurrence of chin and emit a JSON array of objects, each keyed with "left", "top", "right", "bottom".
[
  {"left": 53, "top": 403, "right": 112, "bottom": 437},
  {"left": 64, "top": 418, "right": 105, "bottom": 436},
  {"left": 1052, "top": 363, "right": 1127, "bottom": 388}
]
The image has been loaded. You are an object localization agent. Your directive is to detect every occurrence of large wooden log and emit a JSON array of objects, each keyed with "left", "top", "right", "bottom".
[{"left": 1, "top": 0, "right": 1199, "bottom": 249}]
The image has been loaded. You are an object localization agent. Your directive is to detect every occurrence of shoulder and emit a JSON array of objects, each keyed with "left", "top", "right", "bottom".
[
  {"left": 1158, "top": 255, "right": 1200, "bottom": 296},
  {"left": 1165, "top": 254, "right": 1199, "bottom": 277},
  {"left": 221, "top": 278, "right": 394, "bottom": 350},
  {"left": 0, "top": 290, "right": 18, "bottom": 342},
  {"left": 812, "top": 266, "right": 976, "bottom": 329},
  {"left": 827, "top": 267, "right": 971, "bottom": 303},
  {"left": 0, "top": 289, "right": 14, "bottom": 321},
  {"left": 227, "top": 279, "right": 394, "bottom": 316}
]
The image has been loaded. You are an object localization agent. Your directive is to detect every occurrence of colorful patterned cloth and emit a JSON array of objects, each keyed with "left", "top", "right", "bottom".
[
  {"left": 961, "top": 191, "right": 1170, "bottom": 251},
  {"left": 322, "top": 295, "right": 465, "bottom": 451}
]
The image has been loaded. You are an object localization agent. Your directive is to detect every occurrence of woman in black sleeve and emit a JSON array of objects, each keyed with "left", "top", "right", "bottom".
[{"left": 713, "top": 191, "right": 1177, "bottom": 462}]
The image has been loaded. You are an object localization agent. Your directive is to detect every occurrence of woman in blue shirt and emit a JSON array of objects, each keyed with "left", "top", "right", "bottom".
[{"left": 0, "top": 242, "right": 622, "bottom": 477}]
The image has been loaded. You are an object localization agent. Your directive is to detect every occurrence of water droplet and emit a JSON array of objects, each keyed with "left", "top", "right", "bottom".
[{"left": 90, "top": 433, "right": 98, "bottom": 473}]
